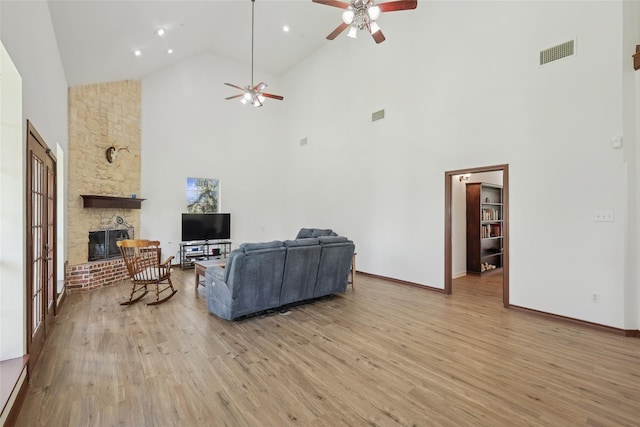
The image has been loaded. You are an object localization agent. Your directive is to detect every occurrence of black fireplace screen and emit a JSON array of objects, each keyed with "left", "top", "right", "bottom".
[{"left": 88, "top": 228, "right": 133, "bottom": 261}]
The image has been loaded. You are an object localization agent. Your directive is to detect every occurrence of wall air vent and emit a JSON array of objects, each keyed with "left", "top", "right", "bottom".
[
  {"left": 372, "top": 109, "right": 385, "bottom": 122},
  {"left": 540, "top": 39, "right": 575, "bottom": 65}
]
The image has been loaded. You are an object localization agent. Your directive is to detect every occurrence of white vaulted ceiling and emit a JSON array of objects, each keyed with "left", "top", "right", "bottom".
[{"left": 47, "top": 0, "right": 342, "bottom": 86}]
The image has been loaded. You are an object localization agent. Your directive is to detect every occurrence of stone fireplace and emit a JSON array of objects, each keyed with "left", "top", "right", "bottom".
[
  {"left": 66, "top": 215, "right": 137, "bottom": 292},
  {"left": 66, "top": 80, "right": 142, "bottom": 293}
]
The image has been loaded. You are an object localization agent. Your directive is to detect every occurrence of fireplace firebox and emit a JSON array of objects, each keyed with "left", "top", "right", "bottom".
[{"left": 88, "top": 228, "right": 134, "bottom": 261}]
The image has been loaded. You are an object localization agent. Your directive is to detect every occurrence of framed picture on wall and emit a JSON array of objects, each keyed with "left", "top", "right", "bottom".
[{"left": 186, "top": 177, "right": 219, "bottom": 213}]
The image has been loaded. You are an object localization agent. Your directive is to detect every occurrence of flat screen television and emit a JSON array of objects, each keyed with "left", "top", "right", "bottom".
[{"left": 181, "top": 213, "right": 231, "bottom": 242}]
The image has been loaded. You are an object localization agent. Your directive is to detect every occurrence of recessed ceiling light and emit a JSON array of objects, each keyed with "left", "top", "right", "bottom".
[
  {"left": 156, "top": 28, "right": 165, "bottom": 36},
  {"left": 167, "top": 48, "right": 174, "bottom": 54},
  {"left": 283, "top": 25, "right": 290, "bottom": 32},
  {"left": 133, "top": 49, "right": 142, "bottom": 56}
]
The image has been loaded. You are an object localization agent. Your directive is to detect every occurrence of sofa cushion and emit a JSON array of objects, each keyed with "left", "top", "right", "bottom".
[
  {"left": 281, "top": 239, "right": 322, "bottom": 306},
  {"left": 284, "top": 238, "right": 320, "bottom": 247},
  {"left": 240, "top": 240, "right": 283, "bottom": 252},
  {"left": 296, "top": 228, "right": 339, "bottom": 239},
  {"left": 296, "top": 228, "right": 314, "bottom": 239},
  {"left": 311, "top": 229, "right": 334, "bottom": 237},
  {"left": 317, "top": 236, "right": 348, "bottom": 244}
]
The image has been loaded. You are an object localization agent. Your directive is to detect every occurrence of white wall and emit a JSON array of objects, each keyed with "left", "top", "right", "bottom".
[
  {"left": 0, "top": 42, "right": 24, "bottom": 361},
  {"left": 278, "top": 1, "right": 630, "bottom": 328},
  {"left": 140, "top": 52, "right": 286, "bottom": 260},
  {"left": 1, "top": 0, "right": 69, "bottom": 281},
  {"left": 0, "top": 2, "right": 69, "bottom": 154},
  {"left": 0, "top": 0, "right": 69, "bottom": 357},
  {"left": 138, "top": 2, "right": 636, "bottom": 329}
]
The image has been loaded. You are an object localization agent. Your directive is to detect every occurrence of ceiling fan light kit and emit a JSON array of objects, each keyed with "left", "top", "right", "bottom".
[
  {"left": 224, "top": 0, "right": 283, "bottom": 107},
  {"left": 241, "top": 91, "right": 265, "bottom": 107},
  {"left": 314, "top": 0, "right": 417, "bottom": 44},
  {"left": 224, "top": 0, "right": 416, "bottom": 106}
]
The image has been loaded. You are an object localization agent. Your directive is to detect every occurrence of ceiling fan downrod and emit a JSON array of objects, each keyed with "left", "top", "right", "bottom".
[{"left": 223, "top": 0, "right": 284, "bottom": 107}]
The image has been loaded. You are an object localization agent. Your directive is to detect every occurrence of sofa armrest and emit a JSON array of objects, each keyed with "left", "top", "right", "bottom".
[
  {"left": 206, "top": 265, "right": 226, "bottom": 282},
  {"left": 205, "top": 268, "right": 233, "bottom": 320}
]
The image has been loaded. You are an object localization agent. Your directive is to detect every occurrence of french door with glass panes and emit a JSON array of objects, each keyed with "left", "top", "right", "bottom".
[{"left": 26, "top": 120, "right": 57, "bottom": 372}]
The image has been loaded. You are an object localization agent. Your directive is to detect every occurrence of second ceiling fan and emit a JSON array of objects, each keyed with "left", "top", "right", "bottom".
[
  {"left": 225, "top": 0, "right": 283, "bottom": 107},
  {"left": 313, "top": 0, "right": 417, "bottom": 44}
]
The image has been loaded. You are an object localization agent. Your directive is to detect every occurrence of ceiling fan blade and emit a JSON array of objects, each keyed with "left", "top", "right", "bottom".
[
  {"left": 371, "top": 28, "right": 386, "bottom": 44},
  {"left": 253, "top": 82, "right": 267, "bottom": 92},
  {"left": 327, "top": 22, "right": 350, "bottom": 40},
  {"left": 225, "top": 94, "right": 245, "bottom": 100},
  {"left": 378, "top": 0, "right": 418, "bottom": 12},
  {"left": 224, "top": 82, "right": 246, "bottom": 91},
  {"left": 312, "top": 0, "right": 351, "bottom": 9},
  {"left": 262, "top": 93, "right": 284, "bottom": 101}
]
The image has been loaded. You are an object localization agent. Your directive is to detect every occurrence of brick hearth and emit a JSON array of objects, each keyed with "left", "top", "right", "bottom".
[{"left": 65, "top": 258, "right": 128, "bottom": 292}]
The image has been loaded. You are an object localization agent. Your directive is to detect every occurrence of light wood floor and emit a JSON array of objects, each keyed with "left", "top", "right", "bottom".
[{"left": 15, "top": 269, "right": 640, "bottom": 426}]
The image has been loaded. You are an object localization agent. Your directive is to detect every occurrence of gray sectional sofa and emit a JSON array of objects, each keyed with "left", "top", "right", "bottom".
[{"left": 205, "top": 228, "right": 355, "bottom": 320}]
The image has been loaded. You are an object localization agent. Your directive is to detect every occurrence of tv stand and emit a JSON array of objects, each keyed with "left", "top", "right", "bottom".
[{"left": 179, "top": 240, "right": 231, "bottom": 269}]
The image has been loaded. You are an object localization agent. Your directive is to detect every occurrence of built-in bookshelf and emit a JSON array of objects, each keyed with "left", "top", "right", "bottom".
[{"left": 466, "top": 182, "right": 503, "bottom": 275}]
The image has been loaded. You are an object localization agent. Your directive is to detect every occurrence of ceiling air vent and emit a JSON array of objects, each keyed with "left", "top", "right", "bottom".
[{"left": 540, "top": 39, "right": 575, "bottom": 65}]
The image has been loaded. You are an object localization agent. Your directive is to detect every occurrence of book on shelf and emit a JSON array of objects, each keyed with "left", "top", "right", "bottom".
[
  {"left": 481, "top": 223, "right": 502, "bottom": 238},
  {"left": 481, "top": 208, "right": 501, "bottom": 221}
]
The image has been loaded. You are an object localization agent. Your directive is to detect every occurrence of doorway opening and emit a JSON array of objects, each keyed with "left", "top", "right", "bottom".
[{"left": 444, "top": 164, "right": 509, "bottom": 307}]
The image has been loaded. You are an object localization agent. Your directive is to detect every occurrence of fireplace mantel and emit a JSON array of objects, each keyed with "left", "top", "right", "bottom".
[{"left": 81, "top": 195, "right": 145, "bottom": 209}]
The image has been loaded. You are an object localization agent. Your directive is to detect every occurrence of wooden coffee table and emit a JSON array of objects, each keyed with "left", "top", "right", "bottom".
[{"left": 194, "top": 259, "right": 226, "bottom": 291}]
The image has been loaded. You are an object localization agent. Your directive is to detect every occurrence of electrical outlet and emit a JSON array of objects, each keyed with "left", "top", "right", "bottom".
[
  {"left": 591, "top": 293, "right": 600, "bottom": 303},
  {"left": 594, "top": 210, "right": 614, "bottom": 222}
]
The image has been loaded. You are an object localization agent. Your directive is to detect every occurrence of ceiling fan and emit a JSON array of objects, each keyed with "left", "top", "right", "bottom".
[
  {"left": 313, "top": 0, "right": 417, "bottom": 44},
  {"left": 224, "top": 0, "right": 283, "bottom": 107}
]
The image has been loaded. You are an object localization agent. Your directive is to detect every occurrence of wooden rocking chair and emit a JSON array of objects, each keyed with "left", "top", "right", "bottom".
[{"left": 117, "top": 239, "right": 177, "bottom": 305}]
